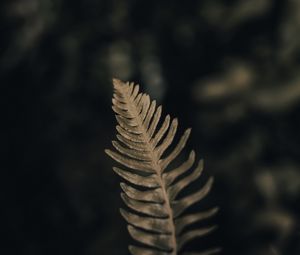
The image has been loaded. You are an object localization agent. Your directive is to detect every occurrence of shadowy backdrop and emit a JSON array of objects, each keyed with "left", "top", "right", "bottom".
[{"left": 2, "top": 0, "right": 300, "bottom": 254}]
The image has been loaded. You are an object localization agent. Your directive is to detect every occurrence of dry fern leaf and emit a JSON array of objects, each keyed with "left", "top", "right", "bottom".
[{"left": 105, "top": 79, "right": 220, "bottom": 255}]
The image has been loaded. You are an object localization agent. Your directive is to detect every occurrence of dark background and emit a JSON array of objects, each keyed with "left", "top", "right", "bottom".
[{"left": 1, "top": 0, "right": 300, "bottom": 254}]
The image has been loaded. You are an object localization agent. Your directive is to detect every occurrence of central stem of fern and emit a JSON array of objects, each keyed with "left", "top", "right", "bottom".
[
  {"left": 125, "top": 89, "right": 177, "bottom": 254},
  {"left": 153, "top": 164, "right": 177, "bottom": 255}
]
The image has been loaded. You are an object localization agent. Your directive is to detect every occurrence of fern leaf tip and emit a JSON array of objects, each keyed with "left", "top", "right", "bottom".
[
  {"left": 112, "top": 78, "right": 126, "bottom": 90},
  {"left": 112, "top": 77, "right": 122, "bottom": 84}
]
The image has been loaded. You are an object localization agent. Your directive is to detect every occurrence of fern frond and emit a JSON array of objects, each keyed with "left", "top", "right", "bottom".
[{"left": 105, "top": 79, "right": 220, "bottom": 255}]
